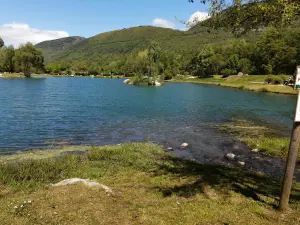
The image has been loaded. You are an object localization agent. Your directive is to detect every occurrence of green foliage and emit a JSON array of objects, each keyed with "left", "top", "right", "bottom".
[
  {"left": 190, "top": 0, "right": 300, "bottom": 35},
  {"left": 221, "top": 68, "right": 237, "bottom": 76},
  {"left": 0, "top": 38, "right": 4, "bottom": 48},
  {"left": 264, "top": 75, "right": 284, "bottom": 85},
  {"left": 15, "top": 43, "right": 44, "bottom": 77}
]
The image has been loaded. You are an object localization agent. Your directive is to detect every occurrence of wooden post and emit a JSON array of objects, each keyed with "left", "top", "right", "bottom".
[
  {"left": 279, "top": 122, "right": 300, "bottom": 210},
  {"left": 279, "top": 74, "right": 300, "bottom": 210}
]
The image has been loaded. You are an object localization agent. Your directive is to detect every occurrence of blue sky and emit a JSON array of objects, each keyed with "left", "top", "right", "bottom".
[{"left": 0, "top": 0, "right": 209, "bottom": 46}]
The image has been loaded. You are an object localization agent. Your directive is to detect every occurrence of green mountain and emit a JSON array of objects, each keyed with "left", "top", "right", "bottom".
[
  {"left": 36, "top": 25, "right": 258, "bottom": 64},
  {"left": 35, "top": 36, "right": 86, "bottom": 62}
]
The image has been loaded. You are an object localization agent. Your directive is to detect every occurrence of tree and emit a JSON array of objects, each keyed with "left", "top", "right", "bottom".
[
  {"left": 15, "top": 43, "right": 44, "bottom": 77},
  {"left": 2, "top": 46, "right": 15, "bottom": 72},
  {"left": 0, "top": 38, "right": 4, "bottom": 48},
  {"left": 188, "top": 0, "right": 300, "bottom": 34}
]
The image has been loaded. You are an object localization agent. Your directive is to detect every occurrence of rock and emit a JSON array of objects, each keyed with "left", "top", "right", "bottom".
[
  {"left": 252, "top": 148, "right": 259, "bottom": 153},
  {"left": 225, "top": 153, "right": 236, "bottom": 160},
  {"left": 181, "top": 143, "right": 189, "bottom": 149},
  {"left": 188, "top": 76, "right": 195, "bottom": 79},
  {"left": 167, "top": 147, "right": 173, "bottom": 151},
  {"left": 155, "top": 81, "right": 162, "bottom": 86},
  {"left": 51, "top": 178, "right": 113, "bottom": 194},
  {"left": 238, "top": 161, "right": 245, "bottom": 166},
  {"left": 237, "top": 72, "right": 244, "bottom": 76},
  {"left": 123, "top": 79, "right": 130, "bottom": 84}
]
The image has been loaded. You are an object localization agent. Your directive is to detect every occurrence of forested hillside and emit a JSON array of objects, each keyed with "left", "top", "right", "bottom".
[
  {"left": 35, "top": 36, "right": 86, "bottom": 62},
  {"left": 34, "top": 24, "right": 300, "bottom": 78}
]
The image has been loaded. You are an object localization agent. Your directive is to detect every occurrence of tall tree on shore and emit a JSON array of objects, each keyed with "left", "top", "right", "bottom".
[
  {"left": 0, "top": 38, "right": 4, "bottom": 48},
  {"left": 15, "top": 43, "right": 44, "bottom": 77},
  {"left": 2, "top": 46, "right": 15, "bottom": 73},
  {"left": 188, "top": 0, "right": 300, "bottom": 34}
]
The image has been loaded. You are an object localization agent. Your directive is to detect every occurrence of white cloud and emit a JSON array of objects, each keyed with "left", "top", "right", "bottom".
[
  {"left": 152, "top": 18, "right": 175, "bottom": 29},
  {"left": 0, "top": 22, "right": 69, "bottom": 47},
  {"left": 188, "top": 11, "right": 210, "bottom": 26}
]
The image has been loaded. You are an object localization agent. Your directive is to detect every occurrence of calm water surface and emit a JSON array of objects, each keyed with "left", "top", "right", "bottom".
[{"left": 0, "top": 77, "right": 297, "bottom": 176}]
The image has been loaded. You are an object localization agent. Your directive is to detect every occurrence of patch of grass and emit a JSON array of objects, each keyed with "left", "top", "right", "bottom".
[
  {"left": 0, "top": 143, "right": 300, "bottom": 224},
  {"left": 170, "top": 75, "right": 297, "bottom": 95},
  {"left": 219, "top": 119, "right": 297, "bottom": 160},
  {"left": 242, "top": 137, "right": 290, "bottom": 158}
]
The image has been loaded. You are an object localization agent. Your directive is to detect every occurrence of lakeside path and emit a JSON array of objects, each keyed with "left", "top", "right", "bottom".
[{"left": 167, "top": 75, "right": 297, "bottom": 95}]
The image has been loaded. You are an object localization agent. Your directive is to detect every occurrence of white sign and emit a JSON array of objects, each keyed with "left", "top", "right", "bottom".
[
  {"left": 295, "top": 66, "right": 300, "bottom": 90},
  {"left": 295, "top": 92, "right": 300, "bottom": 122}
]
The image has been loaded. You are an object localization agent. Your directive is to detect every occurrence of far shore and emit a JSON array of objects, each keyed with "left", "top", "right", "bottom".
[
  {"left": 1, "top": 73, "right": 296, "bottom": 95},
  {"left": 167, "top": 75, "right": 297, "bottom": 95}
]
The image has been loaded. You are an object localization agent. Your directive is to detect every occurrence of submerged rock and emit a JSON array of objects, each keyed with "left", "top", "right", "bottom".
[
  {"left": 181, "top": 143, "right": 189, "bottom": 149},
  {"left": 238, "top": 161, "right": 245, "bottom": 166},
  {"left": 167, "top": 147, "right": 173, "bottom": 151},
  {"left": 225, "top": 153, "right": 236, "bottom": 160}
]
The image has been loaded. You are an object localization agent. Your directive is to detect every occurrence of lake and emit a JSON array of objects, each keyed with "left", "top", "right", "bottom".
[{"left": 0, "top": 77, "right": 297, "bottom": 176}]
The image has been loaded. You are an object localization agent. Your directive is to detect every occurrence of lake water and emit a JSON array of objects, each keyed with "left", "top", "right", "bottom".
[{"left": 0, "top": 77, "right": 297, "bottom": 176}]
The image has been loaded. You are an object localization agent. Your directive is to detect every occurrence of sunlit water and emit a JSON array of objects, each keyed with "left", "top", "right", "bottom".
[{"left": 0, "top": 77, "right": 297, "bottom": 177}]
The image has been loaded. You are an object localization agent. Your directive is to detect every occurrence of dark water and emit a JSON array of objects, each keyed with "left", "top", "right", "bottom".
[{"left": 0, "top": 77, "right": 297, "bottom": 177}]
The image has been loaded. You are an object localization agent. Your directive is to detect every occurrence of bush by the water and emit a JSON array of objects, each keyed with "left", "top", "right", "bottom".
[{"left": 264, "top": 75, "right": 284, "bottom": 84}]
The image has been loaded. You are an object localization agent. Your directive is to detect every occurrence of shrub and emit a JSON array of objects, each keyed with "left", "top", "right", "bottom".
[
  {"left": 221, "top": 68, "right": 237, "bottom": 76},
  {"left": 163, "top": 69, "right": 173, "bottom": 80},
  {"left": 264, "top": 75, "right": 284, "bottom": 84}
]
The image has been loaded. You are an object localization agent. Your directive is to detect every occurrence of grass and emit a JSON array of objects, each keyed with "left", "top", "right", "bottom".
[
  {"left": 1, "top": 143, "right": 300, "bottom": 224},
  {"left": 170, "top": 75, "right": 297, "bottom": 95},
  {"left": 219, "top": 119, "right": 296, "bottom": 160}
]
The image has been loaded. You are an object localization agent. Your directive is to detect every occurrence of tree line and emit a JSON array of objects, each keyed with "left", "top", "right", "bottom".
[
  {"left": 46, "top": 27, "right": 300, "bottom": 78},
  {"left": 0, "top": 39, "right": 44, "bottom": 77}
]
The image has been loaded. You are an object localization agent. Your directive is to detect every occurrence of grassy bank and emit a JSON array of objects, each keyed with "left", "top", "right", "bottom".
[
  {"left": 169, "top": 75, "right": 297, "bottom": 95},
  {"left": 219, "top": 119, "right": 295, "bottom": 160},
  {"left": 1, "top": 143, "right": 300, "bottom": 224}
]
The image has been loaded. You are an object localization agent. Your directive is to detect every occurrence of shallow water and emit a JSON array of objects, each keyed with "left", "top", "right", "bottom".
[{"left": 0, "top": 77, "right": 297, "bottom": 177}]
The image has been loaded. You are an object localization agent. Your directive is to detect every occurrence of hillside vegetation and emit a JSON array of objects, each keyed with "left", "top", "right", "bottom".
[
  {"left": 42, "top": 26, "right": 241, "bottom": 63},
  {"left": 35, "top": 36, "right": 86, "bottom": 62}
]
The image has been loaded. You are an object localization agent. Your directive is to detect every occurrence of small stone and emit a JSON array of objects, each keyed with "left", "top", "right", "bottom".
[
  {"left": 252, "top": 148, "right": 259, "bottom": 153},
  {"left": 238, "top": 161, "right": 245, "bottom": 166},
  {"left": 225, "top": 153, "right": 236, "bottom": 160},
  {"left": 181, "top": 143, "right": 189, "bottom": 149},
  {"left": 167, "top": 147, "right": 173, "bottom": 151}
]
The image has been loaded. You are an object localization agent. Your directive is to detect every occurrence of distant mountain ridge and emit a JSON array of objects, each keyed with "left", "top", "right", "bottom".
[
  {"left": 35, "top": 26, "right": 259, "bottom": 64},
  {"left": 35, "top": 36, "right": 86, "bottom": 62}
]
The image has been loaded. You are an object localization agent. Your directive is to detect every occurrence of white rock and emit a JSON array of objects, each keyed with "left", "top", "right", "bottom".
[
  {"left": 181, "top": 143, "right": 189, "bottom": 148},
  {"left": 225, "top": 153, "right": 236, "bottom": 160},
  {"left": 167, "top": 147, "right": 173, "bottom": 151},
  {"left": 252, "top": 148, "right": 259, "bottom": 153},
  {"left": 188, "top": 76, "right": 195, "bottom": 79},
  {"left": 123, "top": 79, "right": 130, "bottom": 84},
  {"left": 51, "top": 178, "right": 113, "bottom": 194},
  {"left": 238, "top": 161, "right": 245, "bottom": 166},
  {"left": 155, "top": 81, "right": 162, "bottom": 86}
]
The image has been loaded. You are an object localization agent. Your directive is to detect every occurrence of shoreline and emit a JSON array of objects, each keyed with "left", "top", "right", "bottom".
[
  {"left": 167, "top": 75, "right": 297, "bottom": 95},
  {"left": 1, "top": 142, "right": 300, "bottom": 224}
]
